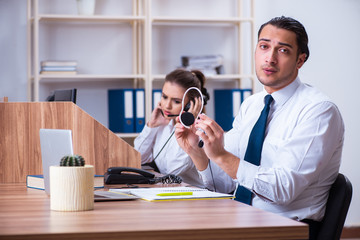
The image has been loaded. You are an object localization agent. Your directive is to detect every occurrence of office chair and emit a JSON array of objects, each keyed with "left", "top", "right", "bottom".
[{"left": 316, "top": 173, "right": 352, "bottom": 240}]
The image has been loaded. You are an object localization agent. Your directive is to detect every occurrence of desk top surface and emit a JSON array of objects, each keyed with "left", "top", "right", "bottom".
[{"left": 0, "top": 183, "right": 308, "bottom": 240}]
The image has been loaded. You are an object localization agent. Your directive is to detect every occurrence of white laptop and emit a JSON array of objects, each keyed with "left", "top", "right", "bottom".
[
  {"left": 39, "top": 129, "right": 139, "bottom": 201},
  {"left": 39, "top": 129, "right": 74, "bottom": 194}
]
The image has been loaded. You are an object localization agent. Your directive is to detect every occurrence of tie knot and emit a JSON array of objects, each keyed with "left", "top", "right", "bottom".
[{"left": 264, "top": 95, "right": 273, "bottom": 107}]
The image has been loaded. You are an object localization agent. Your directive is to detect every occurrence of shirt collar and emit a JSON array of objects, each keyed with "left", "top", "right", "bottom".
[
  {"left": 264, "top": 77, "right": 301, "bottom": 107},
  {"left": 168, "top": 119, "right": 176, "bottom": 128}
]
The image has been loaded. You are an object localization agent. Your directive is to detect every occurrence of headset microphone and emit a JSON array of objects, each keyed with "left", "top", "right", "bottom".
[{"left": 197, "top": 128, "right": 205, "bottom": 148}]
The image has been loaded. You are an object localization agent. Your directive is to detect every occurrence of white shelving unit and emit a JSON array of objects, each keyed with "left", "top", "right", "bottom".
[{"left": 27, "top": 0, "right": 254, "bottom": 138}]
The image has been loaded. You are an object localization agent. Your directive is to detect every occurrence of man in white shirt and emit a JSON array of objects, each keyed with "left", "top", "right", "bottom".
[{"left": 175, "top": 16, "right": 344, "bottom": 239}]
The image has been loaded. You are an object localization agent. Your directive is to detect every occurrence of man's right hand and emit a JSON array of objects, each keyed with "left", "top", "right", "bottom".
[{"left": 174, "top": 117, "right": 209, "bottom": 171}]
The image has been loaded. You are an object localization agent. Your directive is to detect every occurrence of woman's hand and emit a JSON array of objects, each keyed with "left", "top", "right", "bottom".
[
  {"left": 188, "top": 97, "right": 202, "bottom": 118},
  {"left": 147, "top": 103, "right": 170, "bottom": 128}
]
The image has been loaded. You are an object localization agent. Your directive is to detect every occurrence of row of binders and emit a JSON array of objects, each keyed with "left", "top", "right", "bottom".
[
  {"left": 108, "top": 89, "right": 165, "bottom": 133},
  {"left": 214, "top": 88, "right": 252, "bottom": 131},
  {"left": 108, "top": 88, "right": 252, "bottom": 133},
  {"left": 108, "top": 89, "right": 146, "bottom": 133}
]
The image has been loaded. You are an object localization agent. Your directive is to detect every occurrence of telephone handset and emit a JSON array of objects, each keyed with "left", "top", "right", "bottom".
[
  {"left": 104, "top": 167, "right": 183, "bottom": 184},
  {"left": 104, "top": 167, "right": 155, "bottom": 184},
  {"left": 184, "top": 102, "right": 191, "bottom": 112}
]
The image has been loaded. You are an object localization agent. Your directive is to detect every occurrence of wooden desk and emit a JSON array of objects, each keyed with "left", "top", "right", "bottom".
[{"left": 0, "top": 184, "right": 308, "bottom": 240}]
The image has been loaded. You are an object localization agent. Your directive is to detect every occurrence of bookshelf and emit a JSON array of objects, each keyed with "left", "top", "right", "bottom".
[{"left": 27, "top": 0, "right": 255, "bottom": 138}]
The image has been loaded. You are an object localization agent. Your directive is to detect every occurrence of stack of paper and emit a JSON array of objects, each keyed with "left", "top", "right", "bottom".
[
  {"left": 181, "top": 55, "right": 224, "bottom": 76},
  {"left": 40, "top": 60, "right": 77, "bottom": 75},
  {"left": 110, "top": 187, "right": 234, "bottom": 202}
]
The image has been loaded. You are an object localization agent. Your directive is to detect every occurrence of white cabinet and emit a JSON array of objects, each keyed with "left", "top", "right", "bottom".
[{"left": 27, "top": 0, "right": 254, "bottom": 137}]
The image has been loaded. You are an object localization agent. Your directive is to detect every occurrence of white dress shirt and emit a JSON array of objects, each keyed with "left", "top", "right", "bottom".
[
  {"left": 134, "top": 120, "right": 204, "bottom": 187},
  {"left": 199, "top": 77, "right": 344, "bottom": 221}
]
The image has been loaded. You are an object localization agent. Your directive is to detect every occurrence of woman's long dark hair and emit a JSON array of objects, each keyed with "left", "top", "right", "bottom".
[{"left": 165, "top": 69, "right": 210, "bottom": 106}]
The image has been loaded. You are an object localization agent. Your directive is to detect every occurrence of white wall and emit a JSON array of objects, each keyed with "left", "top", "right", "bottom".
[
  {"left": 1, "top": 0, "right": 359, "bottom": 226},
  {"left": 0, "top": 0, "right": 28, "bottom": 100}
]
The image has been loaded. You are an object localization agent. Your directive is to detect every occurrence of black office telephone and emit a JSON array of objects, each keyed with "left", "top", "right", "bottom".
[
  {"left": 104, "top": 167, "right": 183, "bottom": 185},
  {"left": 104, "top": 167, "right": 155, "bottom": 184}
]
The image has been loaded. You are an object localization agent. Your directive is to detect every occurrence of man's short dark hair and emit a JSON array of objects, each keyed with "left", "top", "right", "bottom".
[{"left": 258, "top": 16, "right": 310, "bottom": 62}]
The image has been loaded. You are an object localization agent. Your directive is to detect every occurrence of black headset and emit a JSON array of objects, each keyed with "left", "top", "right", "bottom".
[
  {"left": 179, "top": 87, "right": 205, "bottom": 148},
  {"left": 179, "top": 87, "right": 204, "bottom": 128}
]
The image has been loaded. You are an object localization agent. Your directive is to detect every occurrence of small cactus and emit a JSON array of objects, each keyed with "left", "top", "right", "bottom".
[{"left": 60, "top": 155, "right": 85, "bottom": 167}]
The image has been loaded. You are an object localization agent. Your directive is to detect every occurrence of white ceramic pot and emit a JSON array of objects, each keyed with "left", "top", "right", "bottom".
[{"left": 50, "top": 165, "right": 94, "bottom": 211}]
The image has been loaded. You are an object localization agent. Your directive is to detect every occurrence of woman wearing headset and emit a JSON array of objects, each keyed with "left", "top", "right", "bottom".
[{"left": 134, "top": 69, "right": 209, "bottom": 187}]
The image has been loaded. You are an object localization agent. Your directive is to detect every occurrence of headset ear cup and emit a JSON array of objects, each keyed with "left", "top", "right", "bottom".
[
  {"left": 180, "top": 87, "right": 203, "bottom": 128},
  {"left": 180, "top": 112, "right": 195, "bottom": 127}
]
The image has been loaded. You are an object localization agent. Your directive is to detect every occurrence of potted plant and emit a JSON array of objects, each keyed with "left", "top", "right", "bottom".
[{"left": 50, "top": 155, "right": 94, "bottom": 211}]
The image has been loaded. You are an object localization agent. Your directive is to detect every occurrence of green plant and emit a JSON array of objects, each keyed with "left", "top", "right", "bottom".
[{"left": 60, "top": 155, "right": 85, "bottom": 167}]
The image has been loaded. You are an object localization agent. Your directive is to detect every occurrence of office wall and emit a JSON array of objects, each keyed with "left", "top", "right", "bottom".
[
  {"left": 1, "top": 0, "right": 359, "bottom": 226},
  {"left": 0, "top": 0, "right": 28, "bottom": 100}
]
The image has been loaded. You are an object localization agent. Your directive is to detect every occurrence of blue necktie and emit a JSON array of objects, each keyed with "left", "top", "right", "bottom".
[{"left": 234, "top": 94, "right": 273, "bottom": 205}]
